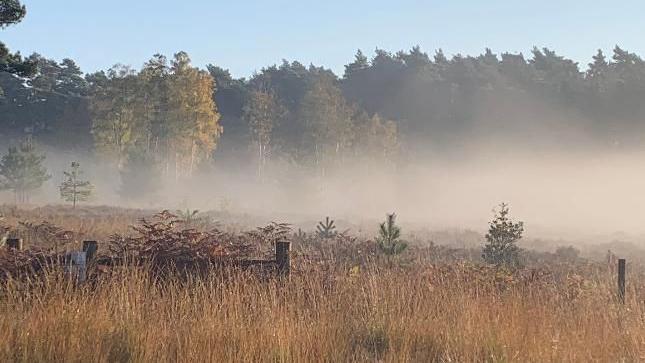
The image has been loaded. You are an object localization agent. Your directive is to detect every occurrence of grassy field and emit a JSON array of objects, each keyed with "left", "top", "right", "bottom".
[{"left": 0, "top": 206, "right": 643, "bottom": 362}]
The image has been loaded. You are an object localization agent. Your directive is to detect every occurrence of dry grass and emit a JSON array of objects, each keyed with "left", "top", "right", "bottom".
[
  {"left": 0, "top": 206, "right": 643, "bottom": 362},
  {"left": 0, "top": 263, "right": 642, "bottom": 363}
]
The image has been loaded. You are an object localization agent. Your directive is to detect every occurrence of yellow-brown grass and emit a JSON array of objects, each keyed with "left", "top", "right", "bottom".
[{"left": 0, "top": 264, "right": 642, "bottom": 362}]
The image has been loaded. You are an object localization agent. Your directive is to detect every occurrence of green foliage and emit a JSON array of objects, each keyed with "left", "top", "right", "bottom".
[
  {"left": 343, "top": 49, "right": 369, "bottom": 79},
  {"left": 482, "top": 203, "right": 524, "bottom": 268},
  {"left": 89, "top": 65, "right": 141, "bottom": 167},
  {"left": 0, "top": 0, "right": 25, "bottom": 28},
  {"left": 0, "top": 54, "right": 85, "bottom": 147},
  {"left": 299, "top": 76, "right": 354, "bottom": 168},
  {"left": 59, "top": 162, "right": 93, "bottom": 208},
  {"left": 0, "top": 141, "right": 50, "bottom": 203},
  {"left": 316, "top": 216, "right": 337, "bottom": 239},
  {"left": 243, "top": 88, "right": 285, "bottom": 177},
  {"left": 376, "top": 213, "right": 407, "bottom": 256},
  {"left": 89, "top": 52, "right": 221, "bottom": 177},
  {"left": 9, "top": 44, "right": 645, "bottom": 176}
]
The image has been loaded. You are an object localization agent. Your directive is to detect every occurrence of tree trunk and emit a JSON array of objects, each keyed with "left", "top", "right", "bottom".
[{"left": 189, "top": 141, "right": 196, "bottom": 177}]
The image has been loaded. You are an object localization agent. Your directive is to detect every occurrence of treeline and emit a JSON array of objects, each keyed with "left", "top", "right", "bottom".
[
  {"left": 4, "top": 4, "right": 645, "bottom": 185},
  {"left": 4, "top": 46, "right": 645, "bottom": 166},
  {"left": 0, "top": 51, "right": 402, "bottom": 179}
]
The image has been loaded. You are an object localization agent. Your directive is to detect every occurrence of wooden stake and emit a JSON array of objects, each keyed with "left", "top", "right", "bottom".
[
  {"left": 275, "top": 241, "right": 290, "bottom": 276},
  {"left": 82, "top": 240, "right": 98, "bottom": 261},
  {"left": 618, "top": 258, "right": 626, "bottom": 304}
]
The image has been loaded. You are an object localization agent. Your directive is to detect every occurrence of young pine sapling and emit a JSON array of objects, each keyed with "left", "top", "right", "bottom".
[
  {"left": 482, "top": 203, "right": 524, "bottom": 268},
  {"left": 376, "top": 213, "right": 407, "bottom": 264},
  {"left": 316, "top": 216, "right": 337, "bottom": 239},
  {"left": 59, "top": 162, "right": 93, "bottom": 208}
]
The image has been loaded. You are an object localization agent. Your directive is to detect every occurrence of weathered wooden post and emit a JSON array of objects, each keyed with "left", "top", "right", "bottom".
[
  {"left": 275, "top": 241, "right": 290, "bottom": 276},
  {"left": 65, "top": 251, "right": 87, "bottom": 283},
  {"left": 82, "top": 240, "right": 98, "bottom": 262},
  {"left": 618, "top": 258, "right": 626, "bottom": 304},
  {"left": 6, "top": 238, "right": 23, "bottom": 251}
]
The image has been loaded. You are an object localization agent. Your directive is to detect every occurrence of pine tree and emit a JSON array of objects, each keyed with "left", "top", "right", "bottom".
[
  {"left": 612, "top": 45, "right": 643, "bottom": 81},
  {"left": 316, "top": 216, "right": 337, "bottom": 239},
  {"left": 480, "top": 48, "right": 499, "bottom": 66},
  {"left": 343, "top": 49, "right": 369, "bottom": 79},
  {"left": 376, "top": 213, "right": 407, "bottom": 264},
  {"left": 0, "top": 141, "right": 50, "bottom": 203},
  {"left": 59, "top": 162, "right": 93, "bottom": 208},
  {"left": 0, "top": 0, "right": 25, "bottom": 28},
  {"left": 1, "top": 0, "right": 34, "bottom": 89},
  {"left": 398, "top": 45, "right": 430, "bottom": 70},
  {"left": 482, "top": 203, "right": 524, "bottom": 268},
  {"left": 587, "top": 49, "right": 609, "bottom": 93}
]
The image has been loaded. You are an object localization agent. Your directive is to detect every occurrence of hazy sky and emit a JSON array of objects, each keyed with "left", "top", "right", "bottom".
[{"left": 2, "top": 0, "right": 644, "bottom": 78}]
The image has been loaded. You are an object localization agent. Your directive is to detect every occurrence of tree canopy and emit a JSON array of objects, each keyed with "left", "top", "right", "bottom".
[
  {"left": 59, "top": 162, "right": 93, "bottom": 208},
  {"left": 0, "top": 141, "right": 50, "bottom": 203},
  {"left": 0, "top": 0, "right": 25, "bottom": 28},
  {"left": 2, "top": 45, "right": 645, "bottom": 183}
]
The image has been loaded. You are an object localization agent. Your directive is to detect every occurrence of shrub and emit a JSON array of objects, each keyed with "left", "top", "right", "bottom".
[{"left": 482, "top": 203, "right": 523, "bottom": 268}]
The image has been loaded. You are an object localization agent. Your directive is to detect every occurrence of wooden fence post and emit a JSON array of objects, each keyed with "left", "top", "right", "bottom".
[
  {"left": 6, "top": 238, "right": 22, "bottom": 251},
  {"left": 275, "top": 241, "right": 290, "bottom": 276},
  {"left": 82, "top": 240, "right": 98, "bottom": 261},
  {"left": 65, "top": 251, "right": 87, "bottom": 283},
  {"left": 618, "top": 258, "right": 626, "bottom": 304}
]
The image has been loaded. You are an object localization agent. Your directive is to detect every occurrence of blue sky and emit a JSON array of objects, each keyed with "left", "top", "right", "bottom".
[{"left": 2, "top": 0, "right": 645, "bottom": 78}]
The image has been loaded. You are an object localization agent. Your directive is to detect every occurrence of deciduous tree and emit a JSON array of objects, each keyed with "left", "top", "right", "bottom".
[
  {"left": 166, "top": 52, "right": 222, "bottom": 178},
  {"left": 243, "top": 88, "right": 284, "bottom": 177}
]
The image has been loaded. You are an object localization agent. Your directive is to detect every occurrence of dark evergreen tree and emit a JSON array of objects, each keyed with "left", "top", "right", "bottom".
[
  {"left": 0, "top": 0, "right": 24, "bottom": 27},
  {"left": 0, "top": 0, "right": 34, "bottom": 89},
  {"left": 376, "top": 213, "right": 407, "bottom": 265},
  {"left": 482, "top": 203, "right": 524, "bottom": 268},
  {"left": 343, "top": 49, "right": 369, "bottom": 79},
  {"left": 587, "top": 49, "right": 609, "bottom": 84},
  {"left": 0, "top": 141, "right": 50, "bottom": 203},
  {"left": 316, "top": 217, "right": 337, "bottom": 239}
]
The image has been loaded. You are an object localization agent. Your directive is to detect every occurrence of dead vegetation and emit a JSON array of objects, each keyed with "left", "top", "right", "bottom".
[{"left": 0, "top": 206, "right": 642, "bottom": 362}]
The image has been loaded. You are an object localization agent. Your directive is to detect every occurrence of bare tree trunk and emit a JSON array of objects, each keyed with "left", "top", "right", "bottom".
[
  {"left": 175, "top": 152, "right": 180, "bottom": 182},
  {"left": 189, "top": 141, "right": 197, "bottom": 177},
  {"left": 257, "top": 140, "right": 264, "bottom": 180}
]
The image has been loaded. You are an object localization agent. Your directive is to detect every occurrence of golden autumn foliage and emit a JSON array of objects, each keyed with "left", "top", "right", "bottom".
[
  {"left": 166, "top": 52, "right": 222, "bottom": 177},
  {"left": 89, "top": 52, "right": 221, "bottom": 178}
]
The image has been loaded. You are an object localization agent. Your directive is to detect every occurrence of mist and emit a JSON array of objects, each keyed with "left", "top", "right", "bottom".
[
  {"left": 5, "top": 142, "right": 644, "bottom": 247},
  {"left": 4, "top": 44, "right": 645, "bottom": 247}
]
